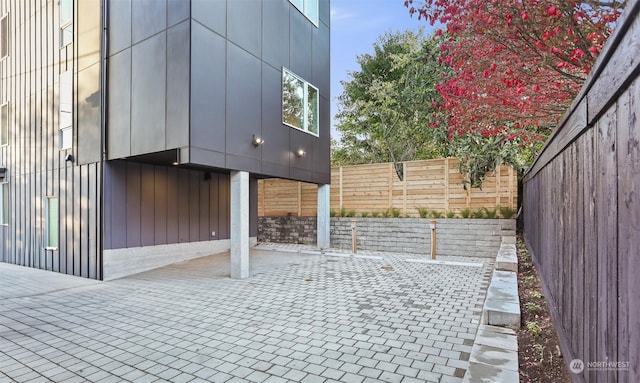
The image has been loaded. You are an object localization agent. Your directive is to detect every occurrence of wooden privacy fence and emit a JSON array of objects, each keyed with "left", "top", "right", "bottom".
[
  {"left": 258, "top": 158, "right": 517, "bottom": 217},
  {"left": 523, "top": 1, "right": 639, "bottom": 382}
]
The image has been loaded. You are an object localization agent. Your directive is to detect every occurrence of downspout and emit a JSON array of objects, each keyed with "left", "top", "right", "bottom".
[{"left": 99, "top": 0, "right": 108, "bottom": 280}]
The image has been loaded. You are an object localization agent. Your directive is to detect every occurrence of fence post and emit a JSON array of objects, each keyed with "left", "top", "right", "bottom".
[{"left": 351, "top": 219, "right": 358, "bottom": 254}]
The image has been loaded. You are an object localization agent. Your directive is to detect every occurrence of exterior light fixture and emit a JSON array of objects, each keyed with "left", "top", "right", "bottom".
[
  {"left": 65, "top": 154, "right": 74, "bottom": 163},
  {"left": 252, "top": 134, "right": 264, "bottom": 147},
  {"left": 296, "top": 149, "right": 306, "bottom": 158},
  {"left": 172, "top": 149, "right": 179, "bottom": 165}
]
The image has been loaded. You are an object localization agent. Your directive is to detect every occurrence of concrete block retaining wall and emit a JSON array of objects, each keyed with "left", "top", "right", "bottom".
[{"left": 258, "top": 217, "right": 516, "bottom": 257}]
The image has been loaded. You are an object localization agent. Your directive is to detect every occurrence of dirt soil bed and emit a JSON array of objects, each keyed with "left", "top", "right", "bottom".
[{"left": 517, "top": 236, "right": 571, "bottom": 383}]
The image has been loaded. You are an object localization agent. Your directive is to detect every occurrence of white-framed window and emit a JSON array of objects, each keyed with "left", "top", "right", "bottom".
[
  {"left": 289, "top": 0, "right": 318, "bottom": 26},
  {"left": 45, "top": 197, "right": 59, "bottom": 249},
  {"left": 60, "top": 0, "right": 73, "bottom": 47},
  {"left": 0, "top": 182, "right": 8, "bottom": 226},
  {"left": 0, "top": 14, "right": 8, "bottom": 58},
  {"left": 59, "top": 71, "right": 72, "bottom": 150},
  {"left": 282, "top": 68, "right": 319, "bottom": 136},
  {"left": 0, "top": 102, "right": 7, "bottom": 147}
]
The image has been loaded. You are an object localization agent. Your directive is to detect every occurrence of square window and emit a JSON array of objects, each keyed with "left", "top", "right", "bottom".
[{"left": 282, "top": 68, "right": 319, "bottom": 137}]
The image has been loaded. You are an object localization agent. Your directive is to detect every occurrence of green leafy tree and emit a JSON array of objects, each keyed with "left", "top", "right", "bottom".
[{"left": 333, "top": 29, "right": 449, "bottom": 179}]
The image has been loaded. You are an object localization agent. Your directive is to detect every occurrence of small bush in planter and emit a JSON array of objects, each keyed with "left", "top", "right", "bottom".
[
  {"left": 446, "top": 211, "right": 455, "bottom": 218},
  {"left": 417, "top": 207, "right": 429, "bottom": 218},
  {"left": 484, "top": 207, "right": 498, "bottom": 218},
  {"left": 430, "top": 210, "right": 443, "bottom": 218},
  {"left": 471, "top": 209, "right": 485, "bottom": 218},
  {"left": 460, "top": 208, "right": 472, "bottom": 218},
  {"left": 499, "top": 205, "right": 517, "bottom": 219}
]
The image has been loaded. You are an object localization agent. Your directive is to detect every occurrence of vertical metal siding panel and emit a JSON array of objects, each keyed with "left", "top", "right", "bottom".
[
  {"left": 62, "top": 167, "right": 74, "bottom": 275},
  {"left": 126, "top": 162, "right": 141, "bottom": 247},
  {"left": 102, "top": 163, "right": 112, "bottom": 250},
  {"left": 189, "top": 170, "right": 199, "bottom": 242},
  {"left": 73, "top": 164, "right": 81, "bottom": 276},
  {"left": 89, "top": 163, "right": 97, "bottom": 279},
  {"left": 218, "top": 174, "right": 230, "bottom": 239},
  {"left": 109, "top": 162, "right": 127, "bottom": 249},
  {"left": 166, "top": 166, "right": 179, "bottom": 244},
  {"left": 153, "top": 166, "right": 167, "bottom": 245},
  {"left": 199, "top": 172, "right": 209, "bottom": 241},
  {"left": 140, "top": 164, "right": 155, "bottom": 246},
  {"left": 177, "top": 169, "right": 189, "bottom": 242},
  {"left": 209, "top": 173, "right": 219, "bottom": 240},
  {"left": 80, "top": 165, "right": 89, "bottom": 278}
]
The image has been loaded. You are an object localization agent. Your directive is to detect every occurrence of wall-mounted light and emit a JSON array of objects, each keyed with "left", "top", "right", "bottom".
[
  {"left": 296, "top": 149, "right": 306, "bottom": 158},
  {"left": 172, "top": 149, "right": 179, "bottom": 165},
  {"left": 252, "top": 134, "right": 264, "bottom": 147},
  {"left": 65, "top": 154, "right": 74, "bottom": 163}
]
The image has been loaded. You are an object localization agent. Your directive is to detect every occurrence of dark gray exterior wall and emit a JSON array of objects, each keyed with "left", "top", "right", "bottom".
[
  {"left": 107, "top": 0, "right": 331, "bottom": 185},
  {"left": 103, "top": 161, "right": 232, "bottom": 250},
  {"left": 0, "top": 0, "right": 103, "bottom": 278}
]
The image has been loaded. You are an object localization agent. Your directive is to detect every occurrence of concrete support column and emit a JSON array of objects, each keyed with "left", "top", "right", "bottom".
[
  {"left": 317, "top": 184, "right": 330, "bottom": 249},
  {"left": 230, "top": 171, "right": 249, "bottom": 279}
]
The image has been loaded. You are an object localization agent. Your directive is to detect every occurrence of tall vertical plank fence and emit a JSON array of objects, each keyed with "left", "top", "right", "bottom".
[
  {"left": 523, "top": 1, "right": 639, "bottom": 382},
  {"left": 258, "top": 158, "right": 517, "bottom": 217}
]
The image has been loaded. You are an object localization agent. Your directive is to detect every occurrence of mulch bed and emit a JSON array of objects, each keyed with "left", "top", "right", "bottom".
[{"left": 517, "top": 236, "right": 572, "bottom": 383}]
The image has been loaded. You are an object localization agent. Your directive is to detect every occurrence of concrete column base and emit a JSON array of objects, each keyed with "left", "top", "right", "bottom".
[
  {"left": 230, "top": 171, "right": 249, "bottom": 279},
  {"left": 317, "top": 184, "right": 330, "bottom": 249}
]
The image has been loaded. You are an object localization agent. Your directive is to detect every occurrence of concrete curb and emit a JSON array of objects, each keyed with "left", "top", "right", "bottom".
[{"left": 463, "top": 236, "right": 520, "bottom": 382}]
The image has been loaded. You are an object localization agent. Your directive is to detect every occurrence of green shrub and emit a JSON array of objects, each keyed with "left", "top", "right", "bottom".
[
  {"left": 381, "top": 210, "right": 391, "bottom": 218},
  {"left": 390, "top": 208, "right": 402, "bottom": 218},
  {"left": 330, "top": 210, "right": 338, "bottom": 217},
  {"left": 446, "top": 211, "right": 455, "bottom": 218},
  {"left": 499, "top": 205, "right": 517, "bottom": 219},
  {"left": 471, "top": 209, "right": 485, "bottom": 218},
  {"left": 344, "top": 209, "right": 356, "bottom": 217},
  {"left": 417, "top": 207, "right": 429, "bottom": 218},
  {"left": 430, "top": 210, "right": 443, "bottom": 218},
  {"left": 484, "top": 207, "right": 497, "bottom": 219},
  {"left": 371, "top": 211, "right": 381, "bottom": 218},
  {"left": 460, "top": 208, "right": 472, "bottom": 218},
  {"left": 360, "top": 211, "right": 370, "bottom": 218}
]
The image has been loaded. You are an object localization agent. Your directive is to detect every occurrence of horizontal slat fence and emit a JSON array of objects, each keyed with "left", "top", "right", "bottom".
[
  {"left": 523, "top": 1, "right": 639, "bottom": 382},
  {"left": 258, "top": 158, "right": 517, "bottom": 217}
]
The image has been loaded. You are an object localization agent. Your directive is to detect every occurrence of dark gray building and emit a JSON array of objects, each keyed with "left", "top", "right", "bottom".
[{"left": 0, "top": 0, "right": 331, "bottom": 280}]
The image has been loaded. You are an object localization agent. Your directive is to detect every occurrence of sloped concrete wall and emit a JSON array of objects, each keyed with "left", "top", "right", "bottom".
[{"left": 258, "top": 217, "right": 515, "bottom": 257}]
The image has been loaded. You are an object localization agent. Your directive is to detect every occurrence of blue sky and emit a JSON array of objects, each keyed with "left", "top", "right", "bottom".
[{"left": 329, "top": 0, "right": 436, "bottom": 139}]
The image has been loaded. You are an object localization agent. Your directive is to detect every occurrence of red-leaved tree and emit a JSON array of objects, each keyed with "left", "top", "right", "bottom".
[
  {"left": 405, "top": 0, "right": 625, "bottom": 185},
  {"left": 406, "top": 0, "right": 625, "bottom": 138}
]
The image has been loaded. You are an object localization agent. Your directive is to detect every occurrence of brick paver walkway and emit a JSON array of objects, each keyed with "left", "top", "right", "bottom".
[{"left": 0, "top": 248, "right": 493, "bottom": 383}]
